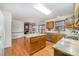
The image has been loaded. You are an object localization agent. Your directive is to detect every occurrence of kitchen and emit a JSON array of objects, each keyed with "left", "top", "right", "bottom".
[{"left": 0, "top": 3, "right": 79, "bottom": 56}]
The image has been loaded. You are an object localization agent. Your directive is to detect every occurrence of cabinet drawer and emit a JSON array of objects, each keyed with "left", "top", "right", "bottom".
[{"left": 30, "top": 41, "right": 40, "bottom": 54}]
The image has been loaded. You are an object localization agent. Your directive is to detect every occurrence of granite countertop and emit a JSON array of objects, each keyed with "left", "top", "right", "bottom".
[
  {"left": 53, "top": 38, "right": 79, "bottom": 56},
  {"left": 25, "top": 34, "right": 46, "bottom": 38}
]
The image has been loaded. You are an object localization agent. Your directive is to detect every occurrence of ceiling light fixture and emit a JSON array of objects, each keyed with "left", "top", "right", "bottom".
[{"left": 34, "top": 3, "right": 52, "bottom": 15}]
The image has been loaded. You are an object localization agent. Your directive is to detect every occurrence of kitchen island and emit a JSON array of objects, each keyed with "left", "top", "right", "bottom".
[
  {"left": 53, "top": 37, "right": 79, "bottom": 56},
  {"left": 24, "top": 34, "right": 47, "bottom": 55}
]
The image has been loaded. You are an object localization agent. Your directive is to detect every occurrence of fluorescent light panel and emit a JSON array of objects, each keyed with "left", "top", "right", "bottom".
[{"left": 34, "top": 3, "right": 51, "bottom": 15}]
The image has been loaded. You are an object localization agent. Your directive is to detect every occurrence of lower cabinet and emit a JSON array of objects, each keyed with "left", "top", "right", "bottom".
[
  {"left": 51, "top": 33, "right": 63, "bottom": 43},
  {"left": 65, "top": 22, "right": 74, "bottom": 29},
  {"left": 39, "top": 36, "right": 46, "bottom": 48},
  {"left": 54, "top": 48, "right": 70, "bottom": 56},
  {"left": 30, "top": 41, "right": 40, "bottom": 54},
  {"left": 25, "top": 35, "right": 47, "bottom": 55},
  {"left": 30, "top": 37, "right": 41, "bottom": 54}
]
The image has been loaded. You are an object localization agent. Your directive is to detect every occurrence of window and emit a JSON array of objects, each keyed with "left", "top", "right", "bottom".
[
  {"left": 38, "top": 24, "right": 45, "bottom": 33},
  {"left": 55, "top": 20, "right": 65, "bottom": 31}
]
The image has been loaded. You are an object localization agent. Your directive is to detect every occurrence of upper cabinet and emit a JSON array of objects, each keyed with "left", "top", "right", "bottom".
[
  {"left": 74, "top": 3, "right": 79, "bottom": 28},
  {"left": 74, "top": 19, "right": 79, "bottom": 28},
  {"left": 74, "top": 23, "right": 79, "bottom": 29},
  {"left": 65, "top": 22, "right": 74, "bottom": 28},
  {"left": 74, "top": 3, "right": 79, "bottom": 19},
  {"left": 65, "top": 16, "right": 75, "bottom": 29},
  {"left": 65, "top": 22, "right": 79, "bottom": 29},
  {"left": 46, "top": 21, "right": 54, "bottom": 29}
]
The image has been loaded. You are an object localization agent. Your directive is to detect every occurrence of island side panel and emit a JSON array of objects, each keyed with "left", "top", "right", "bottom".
[{"left": 25, "top": 35, "right": 47, "bottom": 55}]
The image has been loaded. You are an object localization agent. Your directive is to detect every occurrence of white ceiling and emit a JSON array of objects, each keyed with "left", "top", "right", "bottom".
[{"left": 0, "top": 3, "right": 75, "bottom": 22}]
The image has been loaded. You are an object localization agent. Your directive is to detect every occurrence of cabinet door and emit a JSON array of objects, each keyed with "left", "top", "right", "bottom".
[
  {"left": 74, "top": 23, "right": 79, "bottom": 29},
  {"left": 65, "top": 22, "right": 74, "bottom": 28},
  {"left": 46, "top": 21, "right": 54, "bottom": 29},
  {"left": 51, "top": 33, "right": 63, "bottom": 43},
  {"left": 51, "top": 34, "right": 57, "bottom": 43},
  {"left": 30, "top": 41, "right": 40, "bottom": 54},
  {"left": 30, "top": 36, "right": 46, "bottom": 54},
  {"left": 30, "top": 37, "right": 40, "bottom": 54},
  {"left": 39, "top": 36, "right": 46, "bottom": 48}
]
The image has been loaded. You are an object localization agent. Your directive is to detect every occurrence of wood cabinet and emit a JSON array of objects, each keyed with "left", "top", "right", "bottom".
[
  {"left": 65, "top": 22, "right": 74, "bottom": 28},
  {"left": 30, "top": 40, "right": 40, "bottom": 54},
  {"left": 25, "top": 35, "right": 47, "bottom": 55},
  {"left": 46, "top": 21, "right": 54, "bottom": 29},
  {"left": 74, "top": 23, "right": 79, "bottom": 29},
  {"left": 54, "top": 48, "right": 70, "bottom": 56},
  {"left": 65, "top": 22, "right": 79, "bottom": 29},
  {"left": 51, "top": 33, "right": 63, "bottom": 43}
]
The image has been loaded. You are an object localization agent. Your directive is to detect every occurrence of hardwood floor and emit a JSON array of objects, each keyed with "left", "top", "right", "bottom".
[
  {"left": 32, "top": 41, "right": 54, "bottom": 56},
  {"left": 4, "top": 39, "right": 54, "bottom": 56}
]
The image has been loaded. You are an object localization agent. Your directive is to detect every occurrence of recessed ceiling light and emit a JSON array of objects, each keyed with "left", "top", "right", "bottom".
[{"left": 34, "top": 3, "right": 52, "bottom": 15}]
